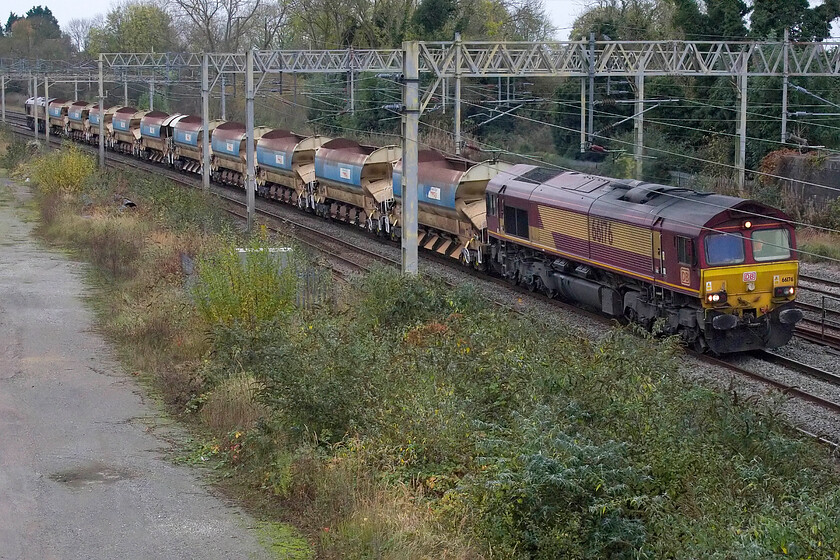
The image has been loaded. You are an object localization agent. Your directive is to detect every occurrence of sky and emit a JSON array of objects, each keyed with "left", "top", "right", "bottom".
[{"left": 7, "top": 0, "right": 835, "bottom": 44}]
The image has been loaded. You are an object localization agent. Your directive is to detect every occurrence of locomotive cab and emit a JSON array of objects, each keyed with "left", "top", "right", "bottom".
[{"left": 696, "top": 216, "right": 802, "bottom": 353}]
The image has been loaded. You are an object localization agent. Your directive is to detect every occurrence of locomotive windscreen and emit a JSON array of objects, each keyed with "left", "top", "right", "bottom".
[{"left": 752, "top": 229, "right": 791, "bottom": 262}]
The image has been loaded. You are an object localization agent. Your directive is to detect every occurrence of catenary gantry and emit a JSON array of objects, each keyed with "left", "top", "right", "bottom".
[{"left": 4, "top": 34, "right": 840, "bottom": 273}]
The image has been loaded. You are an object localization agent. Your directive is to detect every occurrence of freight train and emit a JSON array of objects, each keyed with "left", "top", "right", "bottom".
[{"left": 27, "top": 96, "right": 804, "bottom": 353}]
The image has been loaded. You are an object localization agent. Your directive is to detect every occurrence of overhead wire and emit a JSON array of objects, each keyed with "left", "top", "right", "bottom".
[
  {"left": 109, "top": 66, "right": 840, "bottom": 252},
  {"left": 454, "top": 96, "right": 840, "bottom": 198}
]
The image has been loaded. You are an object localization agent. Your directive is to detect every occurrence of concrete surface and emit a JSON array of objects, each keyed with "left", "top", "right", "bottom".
[{"left": 0, "top": 178, "right": 275, "bottom": 559}]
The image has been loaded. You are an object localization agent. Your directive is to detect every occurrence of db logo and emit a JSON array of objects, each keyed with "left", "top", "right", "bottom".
[{"left": 743, "top": 271, "right": 757, "bottom": 282}]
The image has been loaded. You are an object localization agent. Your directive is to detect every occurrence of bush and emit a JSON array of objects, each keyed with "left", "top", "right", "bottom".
[
  {"left": 1, "top": 139, "right": 38, "bottom": 171},
  {"left": 797, "top": 228, "right": 840, "bottom": 262},
  {"left": 193, "top": 236, "right": 299, "bottom": 328},
  {"left": 30, "top": 144, "right": 96, "bottom": 195},
  {"left": 457, "top": 408, "right": 649, "bottom": 559},
  {"left": 26, "top": 150, "right": 840, "bottom": 559}
]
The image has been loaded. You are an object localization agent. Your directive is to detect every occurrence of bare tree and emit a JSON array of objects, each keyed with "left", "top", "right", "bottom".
[
  {"left": 505, "top": 0, "right": 555, "bottom": 40},
  {"left": 244, "top": 0, "right": 292, "bottom": 49},
  {"left": 166, "top": 0, "right": 269, "bottom": 51},
  {"left": 66, "top": 15, "right": 102, "bottom": 52}
]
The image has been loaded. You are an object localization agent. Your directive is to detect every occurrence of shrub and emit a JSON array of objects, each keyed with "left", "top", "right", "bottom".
[
  {"left": 1, "top": 139, "right": 38, "bottom": 171},
  {"left": 200, "top": 373, "right": 268, "bottom": 434},
  {"left": 30, "top": 144, "right": 96, "bottom": 195},
  {"left": 797, "top": 229, "right": 840, "bottom": 262},
  {"left": 193, "top": 236, "right": 298, "bottom": 328},
  {"left": 455, "top": 408, "right": 649, "bottom": 559}
]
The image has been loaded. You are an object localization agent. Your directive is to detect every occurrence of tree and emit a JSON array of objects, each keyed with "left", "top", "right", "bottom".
[
  {"left": 750, "top": 0, "right": 840, "bottom": 41},
  {"left": 87, "top": 2, "right": 177, "bottom": 55},
  {"left": 25, "top": 5, "right": 60, "bottom": 32},
  {"left": 66, "top": 16, "right": 100, "bottom": 52},
  {"left": 508, "top": 0, "right": 556, "bottom": 41},
  {"left": 5, "top": 12, "right": 21, "bottom": 34},
  {"left": 412, "top": 0, "right": 457, "bottom": 38},
  {"left": 570, "top": 0, "right": 676, "bottom": 40},
  {"left": 287, "top": 0, "right": 360, "bottom": 47},
  {"left": 410, "top": 0, "right": 554, "bottom": 41},
  {"left": 168, "top": 0, "right": 267, "bottom": 51},
  {"left": 0, "top": 6, "right": 72, "bottom": 59},
  {"left": 242, "top": 1, "right": 293, "bottom": 49},
  {"left": 671, "top": 0, "right": 749, "bottom": 40}
]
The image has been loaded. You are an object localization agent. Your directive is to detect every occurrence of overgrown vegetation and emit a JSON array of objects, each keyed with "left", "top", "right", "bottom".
[{"left": 8, "top": 143, "right": 840, "bottom": 558}]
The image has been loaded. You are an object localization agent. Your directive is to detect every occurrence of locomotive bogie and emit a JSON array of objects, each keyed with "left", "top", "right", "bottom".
[{"left": 24, "top": 96, "right": 48, "bottom": 132}]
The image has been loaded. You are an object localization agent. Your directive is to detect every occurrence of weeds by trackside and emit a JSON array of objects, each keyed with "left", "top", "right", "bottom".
[{"left": 7, "top": 140, "right": 840, "bottom": 559}]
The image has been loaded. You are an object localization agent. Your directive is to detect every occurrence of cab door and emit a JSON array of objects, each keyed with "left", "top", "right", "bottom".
[{"left": 652, "top": 218, "right": 666, "bottom": 286}]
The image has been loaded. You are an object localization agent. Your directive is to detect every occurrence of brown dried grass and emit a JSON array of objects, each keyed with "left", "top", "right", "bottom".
[{"left": 200, "top": 373, "right": 269, "bottom": 434}]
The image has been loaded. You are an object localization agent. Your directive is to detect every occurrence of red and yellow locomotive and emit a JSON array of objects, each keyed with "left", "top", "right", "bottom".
[{"left": 485, "top": 166, "right": 802, "bottom": 353}]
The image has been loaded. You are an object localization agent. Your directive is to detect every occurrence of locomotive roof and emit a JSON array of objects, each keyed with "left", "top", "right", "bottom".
[{"left": 487, "top": 164, "right": 790, "bottom": 236}]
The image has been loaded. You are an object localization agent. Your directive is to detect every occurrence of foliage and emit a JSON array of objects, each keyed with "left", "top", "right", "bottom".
[
  {"left": 29, "top": 144, "right": 97, "bottom": 195},
  {"left": 87, "top": 2, "right": 177, "bottom": 56},
  {"left": 571, "top": 0, "right": 677, "bottom": 40},
  {"left": 0, "top": 4, "right": 72, "bottom": 59},
  {"left": 671, "top": 0, "right": 749, "bottom": 40},
  {"left": 193, "top": 236, "right": 299, "bottom": 329},
  {"left": 1, "top": 138, "right": 38, "bottom": 171},
  {"left": 193, "top": 265, "right": 840, "bottom": 558},
  {"left": 20, "top": 145, "right": 840, "bottom": 558},
  {"left": 751, "top": 0, "right": 840, "bottom": 41},
  {"left": 459, "top": 409, "right": 649, "bottom": 558},
  {"left": 797, "top": 228, "right": 840, "bottom": 262}
]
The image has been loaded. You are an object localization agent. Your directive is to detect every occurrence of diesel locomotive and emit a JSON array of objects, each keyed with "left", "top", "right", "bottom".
[
  {"left": 29, "top": 98, "right": 804, "bottom": 353},
  {"left": 485, "top": 166, "right": 802, "bottom": 354}
]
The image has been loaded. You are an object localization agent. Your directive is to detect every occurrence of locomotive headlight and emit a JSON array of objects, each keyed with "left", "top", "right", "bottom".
[
  {"left": 774, "top": 286, "right": 795, "bottom": 297},
  {"left": 706, "top": 291, "right": 727, "bottom": 304},
  {"left": 746, "top": 282, "right": 755, "bottom": 291}
]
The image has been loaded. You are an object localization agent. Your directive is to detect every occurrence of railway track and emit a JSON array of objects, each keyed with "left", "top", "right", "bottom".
[
  {"left": 4, "top": 111, "right": 396, "bottom": 278},
  {"left": 703, "top": 352, "right": 840, "bottom": 414},
  {"left": 753, "top": 349, "right": 840, "bottom": 386},
  {"left": 700, "top": 351, "right": 840, "bottom": 449},
  {"left": 800, "top": 273, "right": 840, "bottom": 291},
  {"left": 794, "top": 274, "right": 840, "bottom": 350},
  {"left": 6, "top": 115, "right": 840, "bottom": 450}
]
